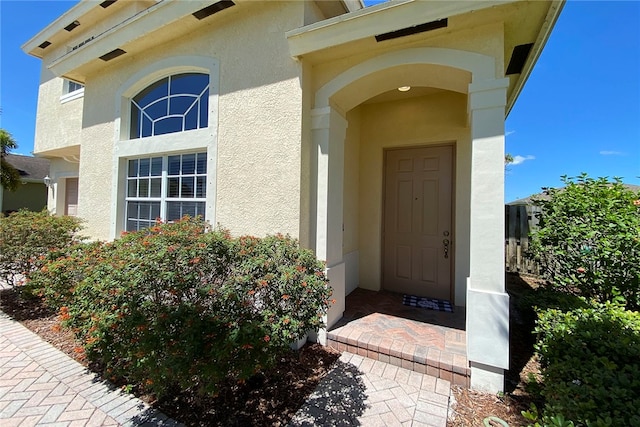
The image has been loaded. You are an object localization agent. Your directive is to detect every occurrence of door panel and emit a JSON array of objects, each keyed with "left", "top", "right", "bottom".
[
  {"left": 383, "top": 145, "right": 453, "bottom": 300},
  {"left": 65, "top": 178, "right": 79, "bottom": 217}
]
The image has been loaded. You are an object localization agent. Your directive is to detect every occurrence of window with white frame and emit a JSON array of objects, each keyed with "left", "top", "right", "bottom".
[
  {"left": 65, "top": 80, "right": 84, "bottom": 94},
  {"left": 116, "top": 63, "right": 216, "bottom": 236},
  {"left": 125, "top": 153, "right": 207, "bottom": 231},
  {"left": 130, "top": 73, "right": 209, "bottom": 139},
  {"left": 61, "top": 79, "right": 85, "bottom": 103}
]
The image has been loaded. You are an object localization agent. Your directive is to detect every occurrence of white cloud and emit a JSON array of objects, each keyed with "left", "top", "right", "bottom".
[
  {"left": 511, "top": 154, "right": 535, "bottom": 165},
  {"left": 505, "top": 130, "right": 516, "bottom": 136},
  {"left": 599, "top": 150, "right": 625, "bottom": 156}
]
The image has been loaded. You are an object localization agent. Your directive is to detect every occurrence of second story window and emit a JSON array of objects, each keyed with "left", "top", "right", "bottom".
[
  {"left": 130, "top": 73, "right": 209, "bottom": 139},
  {"left": 66, "top": 80, "right": 84, "bottom": 94},
  {"left": 61, "top": 79, "right": 84, "bottom": 103}
]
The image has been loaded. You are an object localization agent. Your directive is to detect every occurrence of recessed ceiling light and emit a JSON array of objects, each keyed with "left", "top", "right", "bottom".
[{"left": 398, "top": 86, "right": 411, "bottom": 92}]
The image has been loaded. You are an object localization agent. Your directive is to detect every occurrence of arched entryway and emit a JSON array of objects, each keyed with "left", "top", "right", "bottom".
[{"left": 311, "top": 47, "right": 511, "bottom": 392}]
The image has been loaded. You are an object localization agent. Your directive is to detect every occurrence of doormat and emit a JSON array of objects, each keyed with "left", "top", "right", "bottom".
[{"left": 402, "top": 295, "right": 454, "bottom": 313}]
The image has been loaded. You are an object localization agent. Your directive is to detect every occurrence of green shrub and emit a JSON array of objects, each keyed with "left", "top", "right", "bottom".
[
  {"left": 522, "top": 403, "right": 577, "bottom": 427},
  {"left": 529, "top": 174, "right": 640, "bottom": 309},
  {"left": 0, "top": 210, "right": 83, "bottom": 287},
  {"left": 31, "top": 217, "right": 332, "bottom": 398},
  {"left": 533, "top": 302, "right": 640, "bottom": 426},
  {"left": 518, "top": 286, "right": 590, "bottom": 326},
  {"left": 26, "top": 241, "right": 107, "bottom": 308}
]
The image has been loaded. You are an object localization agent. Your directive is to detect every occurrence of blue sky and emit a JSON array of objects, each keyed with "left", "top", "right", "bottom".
[{"left": 1, "top": 1, "right": 638, "bottom": 202}]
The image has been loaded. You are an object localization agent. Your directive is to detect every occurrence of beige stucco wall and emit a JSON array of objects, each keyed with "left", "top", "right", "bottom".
[
  {"left": 33, "top": 69, "right": 83, "bottom": 156},
  {"left": 343, "top": 107, "right": 360, "bottom": 255},
  {"left": 47, "top": 1, "right": 305, "bottom": 240},
  {"left": 310, "top": 21, "right": 504, "bottom": 102}
]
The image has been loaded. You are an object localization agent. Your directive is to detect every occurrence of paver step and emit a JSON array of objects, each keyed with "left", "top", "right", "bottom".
[{"left": 327, "top": 315, "right": 470, "bottom": 388}]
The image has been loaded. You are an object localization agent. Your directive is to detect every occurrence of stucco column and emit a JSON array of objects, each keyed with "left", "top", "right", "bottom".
[
  {"left": 311, "top": 106, "right": 347, "bottom": 344},
  {"left": 466, "top": 78, "right": 510, "bottom": 393}
]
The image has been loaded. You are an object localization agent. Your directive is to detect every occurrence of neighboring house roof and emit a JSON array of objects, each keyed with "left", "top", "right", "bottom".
[
  {"left": 4, "top": 154, "right": 50, "bottom": 182},
  {"left": 508, "top": 184, "right": 640, "bottom": 205}
]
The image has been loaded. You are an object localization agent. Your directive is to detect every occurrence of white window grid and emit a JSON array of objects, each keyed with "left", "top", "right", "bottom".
[
  {"left": 125, "top": 153, "right": 207, "bottom": 231},
  {"left": 130, "top": 75, "right": 209, "bottom": 139}
]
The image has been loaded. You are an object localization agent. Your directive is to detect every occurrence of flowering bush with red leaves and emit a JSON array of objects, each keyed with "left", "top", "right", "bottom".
[{"left": 27, "top": 217, "right": 331, "bottom": 398}]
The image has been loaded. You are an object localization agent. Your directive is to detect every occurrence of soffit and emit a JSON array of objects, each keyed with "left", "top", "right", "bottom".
[{"left": 32, "top": 145, "right": 81, "bottom": 160}]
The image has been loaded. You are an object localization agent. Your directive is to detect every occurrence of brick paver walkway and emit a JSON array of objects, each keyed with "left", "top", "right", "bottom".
[
  {"left": 289, "top": 351, "right": 451, "bottom": 427},
  {"left": 0, "top": 313, "right": 182, "bottom": 426}
]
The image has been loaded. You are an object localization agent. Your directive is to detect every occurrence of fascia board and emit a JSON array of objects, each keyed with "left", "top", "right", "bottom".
[
  {"left": 21, "top": 1, "right": 96, "bottom": 57},
  {"left": 506, "top": 0, "right": 565, "bottom": 116},
  {"left": 287, "top": 0, "right": 514, "bottom": 58},
  {"left": 46, "top": 0, "right": 212, "bottom": 77}
]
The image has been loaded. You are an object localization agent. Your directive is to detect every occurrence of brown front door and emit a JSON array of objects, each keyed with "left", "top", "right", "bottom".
[{"left": 383, "top": 145, "right": 453, "bottom": 300}]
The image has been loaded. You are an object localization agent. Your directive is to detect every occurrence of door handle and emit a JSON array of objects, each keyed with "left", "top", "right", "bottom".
[{"left": 443, "top": 239, "right": 450, "bottom": 259}]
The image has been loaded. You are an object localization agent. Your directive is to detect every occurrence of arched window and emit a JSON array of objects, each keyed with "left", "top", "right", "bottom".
[{"left": 129, "top": 73, "right": 209, "bottom": 139}]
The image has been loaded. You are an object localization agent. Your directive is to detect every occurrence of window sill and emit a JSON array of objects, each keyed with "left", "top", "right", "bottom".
[{"left": 60, "top": 88, "right": 85, "bottom": 104}]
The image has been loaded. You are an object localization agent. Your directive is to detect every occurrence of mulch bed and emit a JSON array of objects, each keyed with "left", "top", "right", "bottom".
[
  {"left": 448, "top": 273, "right": 544, "bottom": 426},
  {"left": 0, "top": 287, "right": 340, "bottom": 426},
  {"left": 1, "top": 273, "right": 544, "bottom": 426}
]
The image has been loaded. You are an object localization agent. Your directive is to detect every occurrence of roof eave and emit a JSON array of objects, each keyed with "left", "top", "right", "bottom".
[
  {"left": 21, "top": 0, "right": 97, "bottom": 58},
  {"left": 286, "top": 0, "right": 514, "bottom": 58},
  {"left": 506, "top": 0, "right": 565, "bottom": 116}
]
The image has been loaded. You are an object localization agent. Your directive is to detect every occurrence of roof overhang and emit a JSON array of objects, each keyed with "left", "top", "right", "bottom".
[
  {"left": 505, "top": 0, "right": 563, "bottom": 115},
  {"left": 23, "top": 1, "right": 223, "bottom": 82},
  {"left": 287, "top": 0, "right": 510, "bottom": 57},
  {"left": 22, "top": 0, "right": 363, "bottom": 83},
  {"left": 286, "top": 0, "right": 565, "bottom": 117}
]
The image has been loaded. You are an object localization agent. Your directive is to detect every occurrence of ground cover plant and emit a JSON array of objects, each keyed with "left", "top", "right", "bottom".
[{"left": 27, "top": 217, "right": 333, "bottom": 400}]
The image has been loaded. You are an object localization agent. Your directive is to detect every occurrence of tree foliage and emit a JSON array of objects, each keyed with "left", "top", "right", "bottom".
[
  {"left": 0, "top": 128, "right": 20, "bottom": 191},
  {"left": 529, "top": 173, "right": 640, "bottom": 309}
]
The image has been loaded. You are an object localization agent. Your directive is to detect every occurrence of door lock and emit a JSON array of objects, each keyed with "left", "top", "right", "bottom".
[{"left": 443, "top": 239, "right": 450, "bottom": 259}]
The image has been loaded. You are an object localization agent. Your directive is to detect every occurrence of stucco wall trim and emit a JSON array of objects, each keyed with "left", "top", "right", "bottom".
[{"left": 315, "top": 47, "right": 495, "bottom": 111}]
